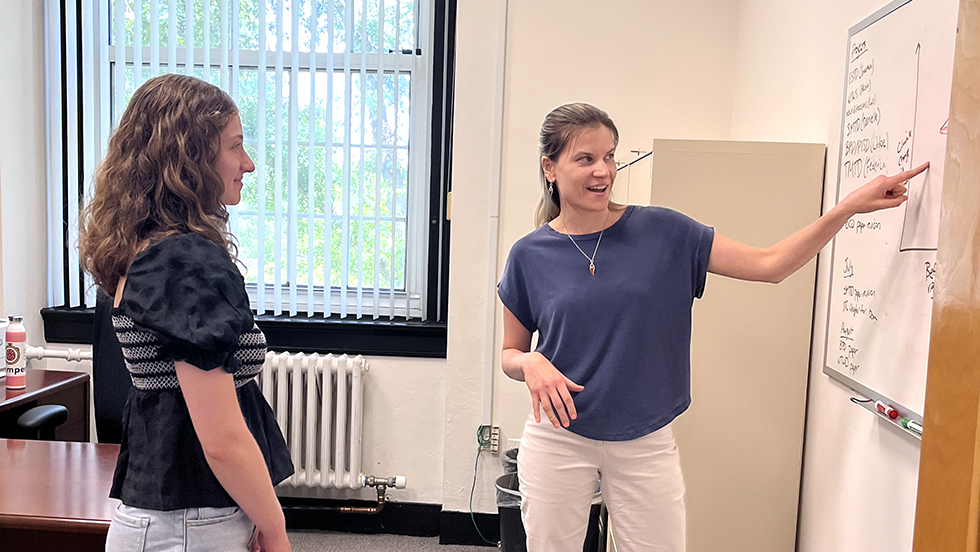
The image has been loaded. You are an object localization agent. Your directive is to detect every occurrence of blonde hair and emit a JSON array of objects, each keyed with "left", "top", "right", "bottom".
[
  {"left": 79, "top": 74, "right": 239, "bottom": 294},
  {"left": 534, "top": 102, "right": 620, "bottom": 227}
]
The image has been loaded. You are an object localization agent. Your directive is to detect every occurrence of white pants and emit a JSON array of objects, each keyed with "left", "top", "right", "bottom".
[{"left": 518, "top": 415, "right": 686, "bottom": 552}]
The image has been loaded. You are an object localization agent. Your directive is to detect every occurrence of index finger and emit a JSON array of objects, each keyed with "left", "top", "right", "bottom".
[{"left": 894, "top": 161, "right": 929, "bottom": 182}]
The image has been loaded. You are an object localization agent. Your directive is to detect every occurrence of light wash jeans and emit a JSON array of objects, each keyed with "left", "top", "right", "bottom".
[{"left": 105, "top": 503, "right": 255, "bottom": 552}]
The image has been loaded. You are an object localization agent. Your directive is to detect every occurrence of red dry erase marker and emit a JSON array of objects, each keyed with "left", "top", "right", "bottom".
[{"left": 875, "top": 400, "right": 899, "bottom": 419}]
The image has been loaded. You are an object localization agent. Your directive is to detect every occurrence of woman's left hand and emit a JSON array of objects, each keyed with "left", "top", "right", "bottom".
[
  {"left": 840, "top": 162, "right": 930, "bottom": 215},
  {"left": 250, "top": 529, "right": 291, "bottom": 552}
]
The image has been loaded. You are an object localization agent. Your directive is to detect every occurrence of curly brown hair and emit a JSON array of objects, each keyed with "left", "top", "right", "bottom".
[{"left": 79, "top": 74, "right": 240, "bottom": 294}]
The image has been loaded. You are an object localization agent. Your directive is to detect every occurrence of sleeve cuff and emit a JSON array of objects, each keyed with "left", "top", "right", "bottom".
[{"left": 694, "top": 226, "right": 715, "bottom": 299}]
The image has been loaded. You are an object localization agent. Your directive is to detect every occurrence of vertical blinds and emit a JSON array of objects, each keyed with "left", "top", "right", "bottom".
[{"left": 49, "top": 0, "right": 431, "bottom": 320}]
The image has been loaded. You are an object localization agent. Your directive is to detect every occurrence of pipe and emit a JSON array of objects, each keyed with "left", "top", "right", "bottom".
[
  {"left": 282, "top": 475, "right": 406, "bottom": 515},
  {"left": 332, "top": 485, "right": 387, "bottom": 515},
  {"left": 26, "top": 346, "right": 93, "bottom": 362},
  {"left": 363, "top": 475, "right": 407, "bottom": 489},
  {"left": 481, "top": 0, "right": 510, "bottom": 426}
]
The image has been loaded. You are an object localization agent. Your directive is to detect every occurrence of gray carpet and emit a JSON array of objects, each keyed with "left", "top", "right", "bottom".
[{"left": 287, "top": 531, "right": 494, "bottom": 551}]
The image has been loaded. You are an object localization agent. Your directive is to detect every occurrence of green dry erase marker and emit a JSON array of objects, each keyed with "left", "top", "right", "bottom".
[{"left": 901, "top": 418, "right": 923, "bottom": 434}]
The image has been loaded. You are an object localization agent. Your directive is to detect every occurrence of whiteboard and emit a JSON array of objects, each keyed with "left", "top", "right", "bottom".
[{"left": 822, "top": 0, "right": 958, "bottom": 419}]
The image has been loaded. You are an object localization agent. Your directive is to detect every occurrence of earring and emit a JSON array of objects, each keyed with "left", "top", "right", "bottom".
[{"left": 548, "top": 182, "right": 554, "bottom": 195}]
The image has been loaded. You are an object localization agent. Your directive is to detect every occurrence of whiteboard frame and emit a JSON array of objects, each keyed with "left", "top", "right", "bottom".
[{"left": 822, "top": 0, "right": 924, "bottom": 423}]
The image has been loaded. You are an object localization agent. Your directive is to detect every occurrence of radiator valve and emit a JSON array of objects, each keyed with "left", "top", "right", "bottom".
[{"left": 363, "top": 475, "right": 407, "bottom": 489}]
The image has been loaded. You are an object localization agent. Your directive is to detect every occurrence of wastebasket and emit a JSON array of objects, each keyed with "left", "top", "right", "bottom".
[
  {"left": 502, "top": 447, "right": 518, "bottom": 473},
  {"left": 495, "top": 473, "right": 602, "bottom": 552}
]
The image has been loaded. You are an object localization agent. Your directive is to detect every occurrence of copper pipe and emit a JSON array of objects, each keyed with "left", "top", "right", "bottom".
[
  {"left": 334, "top": 487, "right": 387, "bottom": 514},
  {"left": 281, "top": 476, "right": 402, "bottom": 515}
]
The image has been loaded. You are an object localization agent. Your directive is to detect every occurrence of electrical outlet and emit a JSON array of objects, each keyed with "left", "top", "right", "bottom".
[
  {"left": 490, "top": 425, "right": 500, "bottom": 454},
  {"left": 478, "top": 424, "right": 500, "bottom": 454}
]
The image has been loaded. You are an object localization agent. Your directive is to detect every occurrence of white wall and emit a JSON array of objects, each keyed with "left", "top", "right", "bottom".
[
  {"left": 439, "top": 0, "right": 507, "bottom": 513},
  {"left": 730, "top": 1, "right": 924, "bottom": 551},
  {"left": 0, "top": 0, "right": 931, "bottom": 540},
  {"left": 492, "top": 0, "right": 741, "bottom": 460},
  {"left": 446, "top": 0, "right": 743, "bottom": 513},
  {"left": 1, "top": 0, "right": 744, "bottom": 515},
  {"left": 0, "top": 0, "right": 98, "bottom": 428},
  {"left": 0, "top": 0, "right": 48, "bottom": 342},
  {"left": 0, "top": 1, "right": 95, "bottom": 414},
  {"left": 0, "top": 0, "right": 482, "bottom": 511},
  {"left": 0, "top": 0, "right": 454, "bottom": 507}
]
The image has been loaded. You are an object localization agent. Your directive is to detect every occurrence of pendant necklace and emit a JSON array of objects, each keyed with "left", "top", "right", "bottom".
[{"left": 559, "top": 213, "right": 608, "bottom": 276}]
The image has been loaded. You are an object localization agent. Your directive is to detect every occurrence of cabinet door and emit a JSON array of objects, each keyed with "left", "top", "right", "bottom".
[{"left": 650, "top": 139, "right": 825, "bottom": 552}]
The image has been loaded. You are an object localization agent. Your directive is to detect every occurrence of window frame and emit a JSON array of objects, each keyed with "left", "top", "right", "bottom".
[{"left": 40, "top": 0, "right": 455, "bottom": 358}]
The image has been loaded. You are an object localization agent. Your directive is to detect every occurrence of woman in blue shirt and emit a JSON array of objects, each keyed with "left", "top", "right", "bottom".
[{"left": 498, "top": 102, "right": 927, "bottom": 552}]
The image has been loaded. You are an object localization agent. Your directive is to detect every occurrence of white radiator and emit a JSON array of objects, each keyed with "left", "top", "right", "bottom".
[{"left": 260, "top": 352, "right": 369, "bottom": 489}]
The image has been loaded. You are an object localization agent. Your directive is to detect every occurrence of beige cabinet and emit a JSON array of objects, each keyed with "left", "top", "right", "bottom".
[{"left": 635, "top": 139, "right": 825, "bottom": 552}]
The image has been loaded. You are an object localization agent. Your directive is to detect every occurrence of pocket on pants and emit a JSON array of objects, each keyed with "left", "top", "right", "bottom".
[
  {"left": 105, "top": 504, "right": 149, "bottom": 552},
  {"left": 185, "top": 506, "right": 253, "bottom": 551}
]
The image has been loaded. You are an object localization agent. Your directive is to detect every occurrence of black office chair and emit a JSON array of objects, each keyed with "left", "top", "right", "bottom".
[
  {"left": 93, "top": 289, "right": 132, "bottom": 444},
  {"left": 16, "top": 404, "right": 69, "bottom": 440}
]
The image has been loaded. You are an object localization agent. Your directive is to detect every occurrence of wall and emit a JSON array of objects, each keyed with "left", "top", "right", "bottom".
[
  {"left": 0, "top": 0, "right": 744, "bottom": 515},
  {"left": 729, "top": 1, "right": 928, "bottom": 551},
  {"left": 439, "top": 0, "right": 506, "bottom": 513},
  {"left": 0, "top": 0, "right": 453, "bottom": 507},
  {"left": 2, "top": 0, "right": 931, "bottom": 540},
  {"left": 492, "top": 0, "right": 741, "bottom": 457},
  {"left": 0, "top": 0, "right": 47, "bottom": 341}
]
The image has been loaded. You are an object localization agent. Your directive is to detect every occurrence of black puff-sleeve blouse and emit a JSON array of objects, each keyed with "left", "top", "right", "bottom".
[{"left": 109, "top": 233, "right": 293, "bottom": 510}]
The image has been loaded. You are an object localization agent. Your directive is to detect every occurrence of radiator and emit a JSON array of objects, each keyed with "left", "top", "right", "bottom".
[{"left": 259, "top": 352, "right": 369, "bottom": 489}]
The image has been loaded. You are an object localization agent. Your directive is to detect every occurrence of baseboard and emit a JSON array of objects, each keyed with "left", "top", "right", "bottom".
[
  {"left": 281, "top": 497, "right": 441, "bottom": 536},
  {"left": 279, "top": 497, "right": 499, "bottom": 547},
  {"left": 439, "top": 510, "right": 500, "bottom": 547}
]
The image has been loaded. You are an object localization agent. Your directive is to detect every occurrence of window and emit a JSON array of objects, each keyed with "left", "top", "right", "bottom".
[{"left": 42, "top": 0, "right": 454, "bottom": 356}]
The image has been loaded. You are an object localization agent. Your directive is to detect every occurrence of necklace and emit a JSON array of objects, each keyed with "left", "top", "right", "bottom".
[{"left": 559, "top": 214, "right": 608, "bottom": 276}]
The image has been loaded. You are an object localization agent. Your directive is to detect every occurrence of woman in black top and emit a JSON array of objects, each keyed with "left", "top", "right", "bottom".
[{"left": 79, "top": 74, "right": 293, "bottom": 552}]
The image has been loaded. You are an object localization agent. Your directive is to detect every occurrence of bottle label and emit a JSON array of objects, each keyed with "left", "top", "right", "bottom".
[
  {"left": 0, "top": 322, "right": 6, "bottom": 379},
  {"left": 6, "top": 342, "right": 22, "bottom": 367},
  {"left": 5, "top": 341, "right": 26, "bottom": 388}
]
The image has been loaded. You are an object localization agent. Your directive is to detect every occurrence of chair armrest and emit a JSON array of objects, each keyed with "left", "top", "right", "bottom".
[{"left": 17, "top": 404, "right": 69, "bottom": 432}]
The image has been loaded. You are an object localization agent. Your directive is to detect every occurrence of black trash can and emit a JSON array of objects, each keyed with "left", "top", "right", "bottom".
[
  {"left": 495, "top": 473, "right": 525, "bottom": 552},
  {"left": 502, "top": 447, "right": 519, "bottom": 473},
  {"left": 495, "top": 473, "right": 602, "bottom": 552}
]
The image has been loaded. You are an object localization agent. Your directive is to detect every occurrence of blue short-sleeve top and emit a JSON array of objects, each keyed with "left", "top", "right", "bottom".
[
  {"left": 109, "top": 233, "right": 294, "bottom": 510},
  {"left": 497, "top": 205, "right": 715, "bottom": 441}
]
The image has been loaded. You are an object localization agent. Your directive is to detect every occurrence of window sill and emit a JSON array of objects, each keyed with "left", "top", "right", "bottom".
[{"left": 40, "top": 307, "right": 447, "bottom": 358}]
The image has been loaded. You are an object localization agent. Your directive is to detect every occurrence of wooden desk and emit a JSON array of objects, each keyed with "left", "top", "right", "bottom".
[
  {"left": 0, "top": 439, "right": 119, "bottom": 552},
  {"left": 0, "top": 369, "right": 90, "bottom": 441}
]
